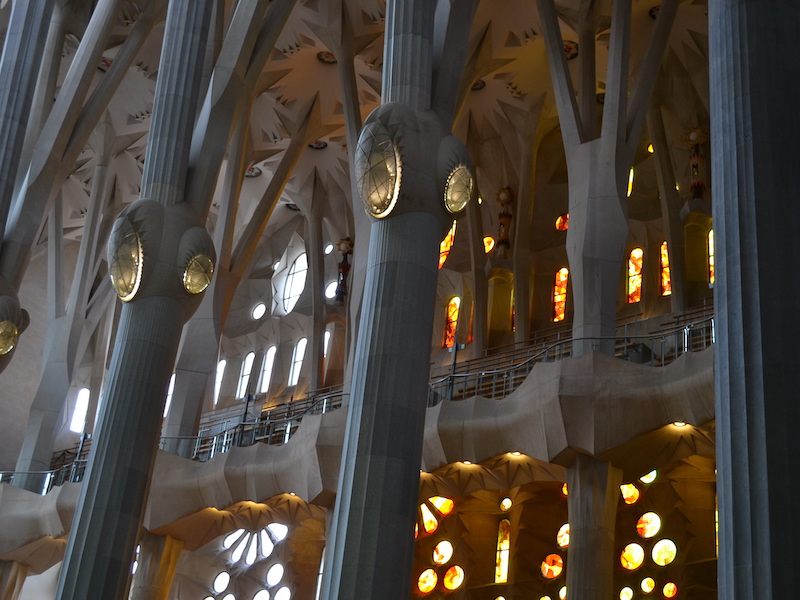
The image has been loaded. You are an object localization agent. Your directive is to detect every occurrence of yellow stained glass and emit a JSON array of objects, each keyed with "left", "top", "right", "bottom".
[
  {"left": 652, "top": 539, "right": 677, "bottom": 566},
  {"left": 620, "top": 543, "right": 645, "bottom": 570},
  {"left": 640, "top": 470, "right": 657, "bottom": 484},
  {"left": 708, "top": 229, "right": 715, "bottom": 284},
  {"left": 495, "top": 519, "right": 510, "bottom": 583},
  {"left": 663, "top": 582, "right": 678, "bottom": 598},
  {"left": 660, "top": 241, "right": 672, "bottom": 295},
  {"left": 553, "top": 268, "right": 569, "bottom": 322},
  {"left": 555, "top": 214, "right": 569, "bottom": 231},
  {"left": 443, "top": 297, "right": 461, "bottom": 349},
  {"left": 627, "top": 247, "right": 644, "bottom": 303},
  {"left": 557, "top": 523, "right": 570, "bottom": 548},
  {"left": 483, "top": 236, "right": 496, "bottom": 253},
  {"left": 559, "top": 586, "right": 567, "bottom": 600},
  {"left": 439, "top": 221, "right": 457, "bottom": 269},
  {"left": 620, "top": 484, "right": 640, "bottom": 505},
  {"left": 636, "top": 512, "right": 662, "bottom": 538},
  {"left": 620, "top": 587, "right": 634, "bottom": 600},
  {"left": 540, "top": 597, "right": 552, "bottom": 600},
  {"left": 418, "top": 569, "right": 437, "bottom": 593},
  {"left": 500, "top": 497, "right": 512, "bottom": 511},
  {"left": 628, "top": 167, "right": 635, "bottom": 197},
  {"left": 433, "top": 540, "right": 454, "bottom": 565},
  {"left": 429, "top": 496, "right": 454, "bottom": 516},
  {"left": 420, "top": 503, "right": 438, "bottom": 534},
  {"left": 562, "top": 483, "right": 568, "bottom": 496},
  {"left": 641, "top": 577, "right": 655, "bottom": 593},
  {"left": 443, "top": 565, "right": 465, "bottom": 590},
  {"left": 541, "top": 554, "right": 563, "bottom": 579}
]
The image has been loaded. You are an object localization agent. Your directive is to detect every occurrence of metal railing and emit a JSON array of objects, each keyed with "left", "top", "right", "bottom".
[{"left": 0, "top": 459, "right": 87, "bottom": 496}]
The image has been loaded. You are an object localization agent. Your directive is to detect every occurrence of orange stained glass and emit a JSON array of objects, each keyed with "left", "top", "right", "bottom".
[
  {"left": 555, "top": 214, "right": 569, "bottom": 231},
  {"left": 628, "top": 248, "right": 644, "bottom": 303},
  {"left": 663, "top": 582, "right": 678, "bottom": 598},
  {"left": 495, "top": 519, "right": 511, "bottom": 583},
  {"left": 541, "top": 554, "right": 563, "bottom": 579},
  {"left": 433, "top": 540, "right": 454, "bottom": 565},
  {"left": 557, "top": 523, "right": 570, "bottom": 548},
  {"left": 620, "top": 484, "right": 640, "bottom": 505},
  {"left": 420, "top": 503, "right": 438, "bottom": 534},
  {"left": 443, "top": 565, "right": 465, "bottom": 590},
  {"left": 620, "top": 587, "right": 634, "bottom": 600},
  {"left": 559, "top": 586, "right": 567, "bottom": 600},
  {"left": 483, "top": 236, "right": 496, "bottom": 253},
  {"left": 414, "top": 523, "right": 418, "bottom": 539},
  {"left": 708, "top": 229, "right": 715, "bottom": 284},
  {"left": 660, "top": 241, "right": 672, "bottom": 295},
  {"left": 418, "top": 569, "right": 437, "bottom": 593},
  {"left": 652, "top": 539, "right": 677, "bottom": 566},
  {"left": 439, "top": 221, "right": 457, "bottom": 269},
  {"left": 637, "top": 512, "right": 662, "bottom": 538},
  {"left": 641, "top": 577, "right": 656, "bottom": 593},
  {"left": 429, "top": 496, "right": 454, "bottom": 516},
  {"left": 443, "top": 296, "right": 461, "bottom": 348},
  {"left": 553, "top": 268, "right": 569, "bottom": 322},
  {"left": 620, "top": 543, "right": 645, "bottom": 570}
]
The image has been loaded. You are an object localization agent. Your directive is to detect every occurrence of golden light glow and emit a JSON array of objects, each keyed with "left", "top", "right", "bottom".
[
  {"left": 0, "top": 321, "right": 19, "bottom": 355},
  {"left": 708, "top": 229, "right": 715, "bottom": 284},
  {"left": 443, "top": 565, "right": 465, "bottom": 590},
  {"left": 429, "top": 496, "right": 454, "bottom": 516},
  {"left": 420, "top": 504, "right": 438, "bottom": 534},
  {"left": 641, "top": 577, "right": 655, "bottom": 593},
  {"left": 443, "top": 296, "right": 461, "bottom": 348},
  {"left": 652, "top": 539, "right": 677, "bottom": 566},
  {"left": 640, "top": 470, "right": 657, "bottom": 484},
  {"left": 500, "top": 497, "right": 512, "bottom": 511},
  {"left": 660, "top": 241, "right": 672, "bottom": 295},
  {"left": 184, "top": 254, "right": 214, "bottom": 294},
  {"left": 483, "top": 236, "right": 496, "bottom": 253},
  {"left": 627, "top": 247, "right": 644, "bottom": 303},
  {"left": 620, "top": 587, "right": 634, "bottom": 600},
  {"left": 647, "top": 143, "right": 655, "bottom": 154},
  {"left": 673, "top": 421, "right": 687, "bottom": 427},
  {"left": 663, "top": 582, "right": 678, "bottom": 598},
  {"left": 557, "top": 523, "right": 570, "bottom": 548},
  {"left": 553, "top": 268, "right": 569, "bottom": 322},
  {"left": 541, "top": 554, "right": 563, "bottom": 579},
  {"left": 495, "top": 519, "right": 511, "bottom": 583},
  {"left": 627, "top": 168, "right": 635, "bottom": 197},
  {"left": 418, "top": 569, "right": 437, "bottom": 593},
  {"left": 555, "top": 214, "right": 569, "bottom": 231},
  {"left": 620, "top": 543, "right": 645, "bottom": 570},
  {"left": 637, "top": 512, "right": 662, "bottom": 538},
  {"left": 433, "top": 540, "right": 454, "bottom": 565},
  {"left": 439, "top": 221, "right": 457, "bottom": 269},
  {"left": 620, "top": 484, "right": 640, "bottom": 505}
]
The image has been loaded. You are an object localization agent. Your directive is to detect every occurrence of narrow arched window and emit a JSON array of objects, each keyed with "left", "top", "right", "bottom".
[
  {"left": 69, "top": 388, "right": 90, "bottom": 433},
  {"left": 163, "top": 373, "right": 176, "bottom": 417},
  {"left": 213, "top": 359, "right": 226, "bottom": 405},
  {"left": 439, "top": 221, "right": 457, "bottom": 269},
  {"left": 236, "top": 352, "right": 256, "bottom": 398},
  {"left": 627, "top": 248, "right": 644, "bottom": 303},
  {"left": 288, "top": 338, "right": 307, "bottom": 386},
  {"left": 495, "top": 519, "right": 511, "bottom": 583},
  {"left": 553, "top": 268, "right": 569, "bottom": 322},
  {"left": 443, "top": 297, "right": 461, "bottom": 348},
  {"left": 660, "top": 241, "right": 672, "bottom": 296},
  {"left": 708, "top": 229, "right": 715, "bottom": 284},
  {"left": 259, "top": 346, "right": 277, "bottom": 394}
]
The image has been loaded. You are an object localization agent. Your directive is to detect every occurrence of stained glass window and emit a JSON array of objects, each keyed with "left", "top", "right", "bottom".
[
  {"left": 288, "top": 339, "right": 307, "bottom": 387},
  {"left": 620, "top": 484, "right": 640, "bottom": 505},
  {"left": 259, "top": 347, "right": 277, "bottom": 394},
  {"left": 495, "top": 519, "right": 511, "bottom": 583},
  {"left": 660, "top": 241, "right": 672, "bottom": 295},
  {"left": 553, "top": 268, "right": 569, "bottom": 322},
  {"left": 557, "top": 523, "right": 570, "bottom": 548},
  {"left": 429, "top": 496, "right": 454, "bottom": 516},
  {"left": 627, "top": 167, "right": 635, "bottom": 197},
  {"left": 641, "top": 577, "right": 655, "bottom": 593},
  {"left": 636, "top": 512, "right": 661, "bottom": 538},
  {"left": 443, "top": 565, "right": 465, "bottom": 590},
  {"left": 420, "top": 504, "right": 438, "bottom": 534},
  {"left": 620, "top": 543, "right": 645, "bottom": 570},
  {"left": 541, "top": 554, "right": 563, "bottom": 578},
  {"left": 483, "top": 236, "right": 496, "bottom": 253},
  {"left": 443, "top": 297, "right": 461, "bottom": 348},
  {"left": 236, "top": 352, "right": 255, "bottom": 398},
  {"left": 555, "top": 214, "right": 569, "bottom": 231},
  {"left": 640, "top": 470, "right": 657, "bottom": 484},
  {"left": 652, "top": 539, "right": 677, "bottom": 566},
  {"left": 433, "top": 541, "right": 454, "bottom": 565},
  {"left": 628, "top": 248, "right": 644, "bottom": 303},
  {"left": 418, "top": 569, "right": 437, "bottom": 593},
  {"left": 708, "top": 229, "right": 715, "bottom": 284},
  {"left": 663, "top": 582, "right": 678, "bottom": 598},
  {"left": 439, "top": 221, "right": 457, "bottom": 269},
  {"left": 620, "top": 587, "right": 634, "bottom": 600}
]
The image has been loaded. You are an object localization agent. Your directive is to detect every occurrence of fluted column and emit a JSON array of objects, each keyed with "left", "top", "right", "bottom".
[{"left": 710, "top": 1, "right": 800, "bottom": 598}]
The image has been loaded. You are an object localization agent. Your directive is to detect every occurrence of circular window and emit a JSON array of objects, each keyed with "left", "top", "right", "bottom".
[
  {"left": 620, "top": 543, "right": 645, "bottom": 570},
  {"left": 500, "top": 497, "right": 512, "bottom": 511},
  {"left": 184, "top": 254, "right": 214, "bottom": 294},
  {"left": 637, "top": 512, "right": 662, "bottom": 538},
  {"left": 273, "top": 588, "right": 291, "bottom": 600},
  {"left": 266, "top": 563, "right": 284, "bottom": 586},
  {"left": 283, "top": 254, "right": 308, "bottom": 313},
  {"left": 541, "top": 554, "right": 563, "bottom": 578},
  {"left": 652, "top": 539, "right": 677, "bottom": 566},
  {"left": 557, "top": 523, "right": 570, "bottom": 548},
  {"left": 108, "top": 220, "right": 143, "bottom": 301},
  {"left": 325, "top": 281, "right": 337, "bottom": 299},
  {"left": 641, "top": 577, "right": 655, "bottom": 593},
  {"left": 418, "top": 569, "right": 437, "bottom": 593},
  {"left": 663, "top": 582, "right": 678, "bottom": 598},
  {"left": 252, "top": 303, "right": 267, "bottom": 319},
  {"left": 443, "top": 565, "right": 465, "bottom": 590},
  {"left": 213, "top": 571, "right": 231, "bottom": 593},
  {"left": 0, "top": 320, "right": 19, "bottom": 355},
  {"left": 355, "top": 122, "right": 400, "bottom": 218},
  {"left": 620, "top": 484, "right": 640, "bottom": 504},
  {"left": 433, "top": 540, "right": 454, "bottom": 565},
  {"left": 444, "top": 164, "right": 473, "bottom": 213},
  {"left": 620, "top": 587, "right": 634, "bottom": 600},
  {"left": 324, "top": 243, "right": 334, "bottom": 254}
]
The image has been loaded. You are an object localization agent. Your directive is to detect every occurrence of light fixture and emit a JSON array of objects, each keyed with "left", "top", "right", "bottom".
[
  {"left": 0, "top": 320, "right": 19, "bottom": 355},
  {"left": 355, "top": 121, "right": 401, "bottom": 218},
  {"left": 673, "top": 421, "right": 687, "bottom": 427},
  {"left": 183, "top": 254, "right": 214, "bottom": 294},
  {"left": 443, "top": 164, "right": 474, "bottom": 214},
  {"left": 108, "top": 219, "right": 143, "bottom": 302}
]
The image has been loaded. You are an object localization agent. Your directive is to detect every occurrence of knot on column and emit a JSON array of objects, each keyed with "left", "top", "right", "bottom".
[{"left": 0, "top": 276, "right": 29, "bottom": 369}]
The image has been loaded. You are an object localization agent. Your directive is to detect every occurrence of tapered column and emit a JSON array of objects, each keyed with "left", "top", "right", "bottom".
[
  {"left": 565, "top": 455, "right": 622, "bottom": 600},
  {"left": 55, "top": 2, "right": 214, "bottom": 598},
  {"left": 129, "top": 532, "right": 184, "bottom": 600},
  {"left": 710, "top": 1, "right": 800, "bottom": 598}
]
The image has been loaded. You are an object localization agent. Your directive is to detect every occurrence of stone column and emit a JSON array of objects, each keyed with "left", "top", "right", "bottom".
[
  {"left": 129, "top": 532, "right": 184, "bottom": 600},
  {"left": 0, "top": 560, "right": 28, "bottom": 600},
  {"left": 710, "top": 1, "right": 800, "bottom": 598},
  {"left": 565, "top": 455, "right": 622, "bottom": 600},
  {"left": 55, "top": 2, "right": 215, "bottom": 598}
]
